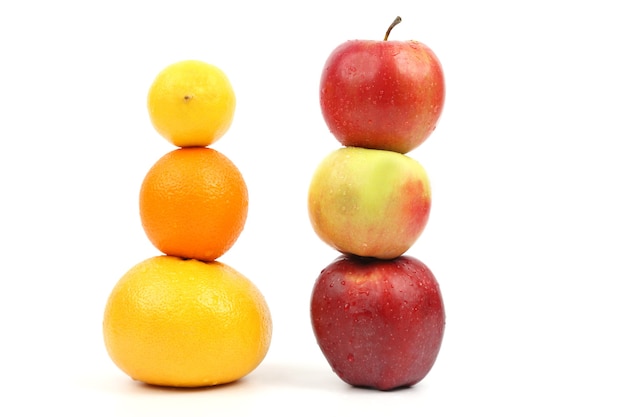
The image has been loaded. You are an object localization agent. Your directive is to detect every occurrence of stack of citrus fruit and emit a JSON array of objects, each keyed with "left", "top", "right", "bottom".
[{"left": 103, "top": 60, "right": 272, "bottom": 388}]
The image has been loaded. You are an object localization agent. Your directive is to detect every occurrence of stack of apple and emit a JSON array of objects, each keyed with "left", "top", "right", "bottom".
[{"left": 307, "top": 17, "right": 447, "bottom": 391}]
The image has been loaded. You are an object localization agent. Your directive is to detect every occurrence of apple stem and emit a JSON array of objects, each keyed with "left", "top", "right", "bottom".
[{"left": 384, "top": 16, "right": 402, "bottom": 41}]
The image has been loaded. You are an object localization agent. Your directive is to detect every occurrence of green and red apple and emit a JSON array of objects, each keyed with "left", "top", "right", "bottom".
[
  {"left": 310, "top": 254, "right": 445, "bottom": 391},
  {"left": 319, "top": 17, "right": 445, "bottom": 154},
  {"left": 307, "top": 146, "right": 431, "bottom": 260}
]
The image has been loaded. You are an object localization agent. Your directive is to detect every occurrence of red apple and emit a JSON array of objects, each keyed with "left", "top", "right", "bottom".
[
  {"left": 310, "top": 254, "right": 445, "bottom": 391},
  {"left": 319, "top": 17, "right": 445, "bottom": 154}
]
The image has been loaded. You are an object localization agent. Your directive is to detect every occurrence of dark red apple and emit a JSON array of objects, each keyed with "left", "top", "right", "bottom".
[
  {"left": 310, "top": 254, "right": 445, "bottom": 391},
  {"left": 319, "top": 17, "right": 445, "bottom": 154}
]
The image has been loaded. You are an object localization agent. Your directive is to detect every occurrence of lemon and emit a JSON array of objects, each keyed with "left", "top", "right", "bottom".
[{"left": 147, "top": 60, "right": 236, "bottom": 147}]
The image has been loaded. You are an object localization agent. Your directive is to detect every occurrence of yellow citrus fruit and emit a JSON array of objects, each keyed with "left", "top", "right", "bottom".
[
  {"left": 147, "top": 60, "right": 236, "bottom": 147},
  {"left": 103, "top": 255, "right": 272, "bottom": 387},
  {"left": 139, "top": 147, "right": 248, "bottom": 262}
]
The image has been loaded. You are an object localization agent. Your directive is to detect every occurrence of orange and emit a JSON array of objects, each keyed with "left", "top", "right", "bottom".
[
  {"left": 139, "top": 147, "right": 248, "bottom": 261},
  {"left": 103, "top": 255, "right": 272, "bottom": 387},
  {"left": 147, "top": 60, "right": 236, "bottom": 148}
]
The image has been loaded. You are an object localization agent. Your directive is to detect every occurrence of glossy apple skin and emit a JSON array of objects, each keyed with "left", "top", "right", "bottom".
[
  {"left": 308, "top": 147, "right": 431, "bottom": 260},
  {"left": 320, "top": 40, "right": 445, "bottom": 154},
  {"left": 310, "top": 255, "right": 445, "bottom": 391}
]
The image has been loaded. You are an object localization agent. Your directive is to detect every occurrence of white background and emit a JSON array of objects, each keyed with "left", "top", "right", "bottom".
[{"left": 1, "top": 1, "right": 624, "bottom": 415}]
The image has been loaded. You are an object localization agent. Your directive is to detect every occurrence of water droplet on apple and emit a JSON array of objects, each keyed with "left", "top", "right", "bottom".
[
  {"left": 341, "top": 280, "right": 346, "bottom": 286},
  {"left": 347, "top": 353, "right": 354, "bottom": 362},
  {"left": 344, "top": 303, "right": 350, "bottom": 311}
]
